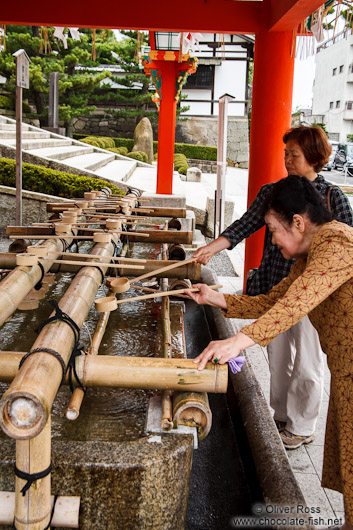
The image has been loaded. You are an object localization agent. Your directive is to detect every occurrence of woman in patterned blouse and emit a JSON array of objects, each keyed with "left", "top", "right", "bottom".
[
  {"left": 195, "top": 126, "right": 353, "bottom": 449},
  {"left": 187, "top": 175, "right": 353, "bottom": 530}
]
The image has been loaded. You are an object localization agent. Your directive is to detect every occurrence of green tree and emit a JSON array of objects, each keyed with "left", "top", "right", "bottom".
[{"left": 0, "top": 26, "right": 118, "bottom": 133}]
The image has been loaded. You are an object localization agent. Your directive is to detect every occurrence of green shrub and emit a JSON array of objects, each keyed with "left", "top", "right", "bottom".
[
  {"left": 127, "top": 151, "right": 143, "bottom": 162},
  {"left": 0, "top": 95, "right": 13, "bottom": 110},
  {"left": 0, "top": 157, "right": 125, "bottom": 198},
  {"left": 173, "top": 153, "right": 189, "bottom": 175},
  {"left": 117, "top": 146, "right": 129, "bottom": 156},
  {"left": 178, "top": 165, "right": 188, "bottom": 175},
  {"left": 174, "top": 143, "right": 217, "bottom": 161},
  {"left": 114, "top": 138, "right": 134, "bottom": 151},
  {"left": 75, "top": 134, "right": 217, "bottom": 161},
  {"left": 81, "top": 136, "right": 115, "bottom": 149},
  {"left": 131, "top": 150, "right": 148, "bottom": 163},
  {"left": 0, "top": 95, "right": 31, "bottom": 114}
]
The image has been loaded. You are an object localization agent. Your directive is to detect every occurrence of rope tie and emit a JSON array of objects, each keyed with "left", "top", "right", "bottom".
[
  {"left": 15, "top": 463, "right": 52, "bottom": 496},
  {"left": 34, "top": 260, "right": 45, "bottom": 290},
  {"left": 19, "top": 348, "right": 66, "bottom": 386}
]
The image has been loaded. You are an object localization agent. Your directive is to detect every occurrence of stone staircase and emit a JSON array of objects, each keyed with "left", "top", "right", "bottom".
[{"left": 0, "top": 114, "right": 152, "bottom": 190}]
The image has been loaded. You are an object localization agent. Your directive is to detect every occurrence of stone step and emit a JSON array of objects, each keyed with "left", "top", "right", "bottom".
[
  {"left": 4, "top": 138, "right": 73, "bottom": 149},
  {"left": 58, "top": 152, "right": 116, "bottom": 171},
  {"left": 0, "top": 123, "right": 30, "bottom": 131},
  {"left": 26, "top": 145, "right": 94, "bottom": 160},
  {"left": 0, "top": 130, "right": 50, "bottom": 139},
  {"left": 94, "top": 159, "right": 137, "bottom": 183}
]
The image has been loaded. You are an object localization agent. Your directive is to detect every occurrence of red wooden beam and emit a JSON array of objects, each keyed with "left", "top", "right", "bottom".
[
  {"left": 268, "top": 0, "right": 323, "bottom": 32},
  {"left": 0, "top": 0, "right": 264, "bottom": 34}
]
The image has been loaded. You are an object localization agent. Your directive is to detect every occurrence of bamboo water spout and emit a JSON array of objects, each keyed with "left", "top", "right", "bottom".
[
  {"left": 75, "top": 356, "right": 228, "bottom": 393},
  {"left": 0, "top": 241, "right": 66, "bottom": 327},
  {"left": 0, "top": 239, "right": 117, "bottom": 440}
]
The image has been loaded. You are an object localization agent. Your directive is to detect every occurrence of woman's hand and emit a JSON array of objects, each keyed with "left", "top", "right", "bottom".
[
  {"left": 193, "top": 236, "right": 231, "bottom": 265},
  {"left": 193, "top": 332, "right": 255, "bottom": 370},
  {"left": 185, "top": 283, "right": 227, "bottom": 309},
  {"left": 192, "top": 245, "right": 214, "bottom": 265}
]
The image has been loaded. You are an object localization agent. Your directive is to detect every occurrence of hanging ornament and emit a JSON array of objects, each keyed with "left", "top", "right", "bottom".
[
  {"left": 53, "top": 27, "right": 67, "bottom": 49},
  {"left": 91, "top": 29, "right": 96, "bottom": 62},
  {"left": 134, "top": 30, "right": 142, "bottom": 63},
  {"left": 0, "top": 25, "right": 6, "bottom": 53},
  {"left": 40, "top": 27, "right": 52, "bottom": 54}
]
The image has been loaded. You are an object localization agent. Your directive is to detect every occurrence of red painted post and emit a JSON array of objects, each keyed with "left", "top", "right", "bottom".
[
  {"left": 244, "top": 30, "right": 295, "bottom": 288},
  {"left": 156, "top": 61, "right": 178, "bottom": 195}
]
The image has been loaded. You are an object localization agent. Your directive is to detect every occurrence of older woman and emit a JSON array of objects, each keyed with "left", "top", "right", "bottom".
[
  {"left": 193, "top": 126, "right": 353, "bottom": 449},
  {"left": 187, "top": 175, "right": 353, "bottom": 530}
]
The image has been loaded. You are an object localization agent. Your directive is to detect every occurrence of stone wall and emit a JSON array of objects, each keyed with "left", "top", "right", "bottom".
[
  {"left": 176, "top": 116, "right": 249, "bottom": 168},
  {"left": 72, "top": 111, "right": 159, "bottom": 139},
  {"left": 0, "top": 185, "right": 69, "bottom": 237},
  {"left": 72, "top": 112, "right": 249, "bottom": 167},
  {"left": 186, "top": 159, "right": 218, "bottom": 173}
]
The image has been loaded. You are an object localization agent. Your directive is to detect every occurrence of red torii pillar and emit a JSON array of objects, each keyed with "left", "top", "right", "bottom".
[
  {"left": 143, "top": 48, "right": 197, "bottom": 195},
  {"left": 244, "top": 30, "right": 295, "bottom": 285}
]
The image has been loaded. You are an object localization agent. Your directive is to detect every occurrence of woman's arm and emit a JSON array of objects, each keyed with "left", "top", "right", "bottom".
[
  {"left": 192, "top": 237, "right": 231, "bottom": 265},
  {"left": 185, "top": 283, "right": 227, "bottom": 308}
]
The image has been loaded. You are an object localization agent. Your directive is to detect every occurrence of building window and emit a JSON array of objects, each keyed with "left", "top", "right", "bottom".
[
  {"left": 333, "top": 67, "right": 337, "bottom": 76},
  {"left": 183, "top": 65, "right": 214, "bottom": 90},
  {"left": 340, "top": 65, "right": 344, "bottom": 73},
  {"left": 336, "top": 100, "right": 341, "bottom": 108},
  {"left": 346, "top": 101, "right": 353, "bottom": 110},
  {"left": 330, "top": 101, "right": 334, "bottom": 109}
]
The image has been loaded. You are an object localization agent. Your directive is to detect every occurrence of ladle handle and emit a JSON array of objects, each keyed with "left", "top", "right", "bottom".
[
  {"left": 116, "top": 284, "right": 223, "bottom": 304},
  {"left": 130, "top": 256, "right": 197, "bottom": 285}
]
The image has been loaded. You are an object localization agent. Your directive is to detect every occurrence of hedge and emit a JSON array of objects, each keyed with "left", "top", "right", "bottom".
[
  {"left": 74, "top": 134, "right": 217, "bottom": 161},
  {"left": 173, "top": 153, "right": 189, "bottom": 175},
  {"left": 0, "top": 157, "right": 125, "bottom": 198}
]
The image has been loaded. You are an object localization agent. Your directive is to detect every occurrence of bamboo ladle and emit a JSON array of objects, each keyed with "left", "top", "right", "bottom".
[
  {"left": 102, "top": 256, "right": 198, "bottom": 295},
  {"left": 115, "top": 284, "right": 223, "bottom": 305}
]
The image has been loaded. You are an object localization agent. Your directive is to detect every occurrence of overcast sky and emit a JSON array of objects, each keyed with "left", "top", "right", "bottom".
[{"left": 292, "top": 55, "right": 316, "bottom": 111}]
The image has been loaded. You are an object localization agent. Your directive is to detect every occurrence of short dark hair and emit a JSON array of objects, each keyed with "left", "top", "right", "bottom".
[
  {"left": 263, "top": 175, "right": 332, "bottom": 226},
  {"left": 283, "top": 126, "right": 331, "bottom": 172}
]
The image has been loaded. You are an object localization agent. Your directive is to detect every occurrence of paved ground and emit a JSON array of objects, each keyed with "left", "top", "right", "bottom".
[{"left": 131, "top": 165, "right": 352, "bottom": 528}]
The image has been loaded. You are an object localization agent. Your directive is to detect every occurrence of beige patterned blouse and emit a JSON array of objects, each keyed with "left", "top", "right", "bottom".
[{"left": 222, "top": 220, "right": 353, "bottom": 522}]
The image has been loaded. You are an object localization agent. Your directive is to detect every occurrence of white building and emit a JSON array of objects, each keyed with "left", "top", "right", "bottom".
[
  {"left": 312, "top": 30, "right": 353, "bottom": 142},
  {"left": 181, "top": 33, "right": 253, "bottom": 117}
]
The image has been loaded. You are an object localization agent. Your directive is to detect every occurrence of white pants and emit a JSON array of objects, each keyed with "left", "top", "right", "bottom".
[{"left": 267, "top": 315, "right": 325, "bottom": 436}]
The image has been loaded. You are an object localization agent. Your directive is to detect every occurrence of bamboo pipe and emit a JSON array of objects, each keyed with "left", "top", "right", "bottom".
[
  {"left": 116, "top": 285, "right": 222, "bottom": 305},
  {"left": 40, "top": 258, "right": 144, "bottom": 270},
  {"left": 46, "top": 252, "right": 147, "bottom": 263},
  {"left": 0, "top": 352, "right": 228, "bottom": 393},
  {"left": 129, "top": 256, "right": 196, "bottom": 285},
  {"left": 47, "top": 203, "right": 187, "bottom": 218},
  {"left": 86, "top": 213, "right": 149, "bottom": 221},
  {"left": 0, "top": 241, "right": 66, "bottom": 327},
  {"left": 71, "top": 227, "right": 150, "bottom": 237},
  {"left": 118, "top": 259, "right": 201, "bottom": 280},
  {"left": 132, "top": 284, "right": 190, "bottom": 300},
  {"left": 172, "top": 391, "right": 212, "bottom": 441},
  {"left": 76, "top": 356, "right": 228, "bottom": 393},
  {"left": 160, "top": 240, "right": 174, "bottom": 430},
  {"left": 0, "top": 257, "right": 201, "bottom": 279},
  {"left": 15, "top": 417, "right": 51, "bottom": 530},
  {"left": 65, "top": 289, "right": 114, "bottom": 421},
  {"left": 0, "top": 239, "right": 116, "bottom": 440}
]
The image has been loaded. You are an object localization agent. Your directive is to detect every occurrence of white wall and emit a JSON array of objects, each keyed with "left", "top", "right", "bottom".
[{"left": 313, "top": 33, "right": 353, "bottom": 141}]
